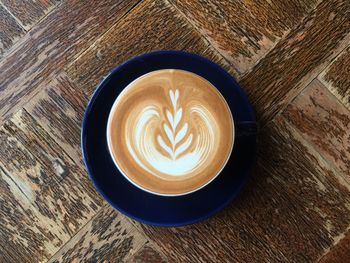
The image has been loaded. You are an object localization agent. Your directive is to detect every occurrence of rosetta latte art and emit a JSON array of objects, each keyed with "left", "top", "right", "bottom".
[
  {"left": 107, "top": 69, "right": 234, "bottom": 195},
  {"left": 125, "top": 89, "right": 218, "bottom": 177}
]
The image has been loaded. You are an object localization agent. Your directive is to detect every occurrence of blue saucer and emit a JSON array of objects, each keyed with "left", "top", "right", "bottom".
[{"left": 81, "top": 50, "right": 257, "bottom": 227}]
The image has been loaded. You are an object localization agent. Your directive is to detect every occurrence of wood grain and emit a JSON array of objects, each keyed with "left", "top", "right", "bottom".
[
  {"left": 319, "top": 45, "right": 350, "bottom": 110},
  {"left": 283, "top": 79, "right": 350, "bottom": 183},
  {"left": 136, "top": 115, "right": 350, "bottom": 262},
  {"left": 24, "top": 74, "right": 88, "bottom": 163},
  {"left": 126, "top": 244, "right": 166, "bottom": 263},
  {"left": 170, "top": 0, "right": 319, "bottom": 73},
  {"left": 65, "top": 0, "right": 238, "bottom": 97},
  {"left": 1, "top": 109, "right": 76, "bottom": 183},
  {"left": 0, "top": 0, "right": 140, "bottom": 123},
  {"left": 0, "top": 114, "right": 55, "bottom": 188},
  {"left": 0, "top": 109, "right": 104, "bottom": 261},
  {"left": 48, "top": 206, "right": 147, "bottom": 263},
  {"left": 9, "top": 109, "right": 103, "bottom": 229},
  {"left": 319, "top": 230, "right": 350, "bottom": 263},
  {"left": 258, "top": 116, "right": 350, "bottom": 248},
  {"left": 31, "top": 160, "right": 104, "bottom": 238},
  {"left": 240, "top": 0, "right": 350, "bottom": 124},
  {"left": 1, "top": 0, "right": 59, "bottom": 30},
  {"left": 0, "top": 166, "right": 65, "bottom": 263},
  {"left": 0, "top": 3, "right": 24, "bottom": 57},
  {"left": 184, "top": 39, "right": 239, "bottom": 79},
  {"left": 19, "top": 75, "right": 104, "bottom": 236}
]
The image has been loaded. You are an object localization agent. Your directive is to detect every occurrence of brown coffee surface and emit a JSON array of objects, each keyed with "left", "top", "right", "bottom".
[{"left": 107, "top": 69, "right": 234, "bottom": 195}]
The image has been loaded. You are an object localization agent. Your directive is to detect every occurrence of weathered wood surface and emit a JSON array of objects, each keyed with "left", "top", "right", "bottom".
[
  {"left": 170, "top": 0, "right": 320, "bottom": 73},
  {"left": 0, "top": 3, "right": 24, "bottom": 56},
  {"left": 319, "top": 45, "right": 350, "bottom": 110},
  {"left": 65, "top": 0, "right": 237, "bottom": 97},
  {"left": 240, "top": 0, "right": 350, "bottom": 123},
  {"left": 0, "top": 166, "right": 63, "bottom": 263},
  {"left": 0, "top": 0, "right": 59, "bottom": 30},
  {"left": 0, "top": 0, "right": 350, "bottom": 262},
  {"left": 24, "top": 74, "right": 88, "bottom": 163},
  {"left": 0, "top": 0, "right": 140, "bottom": 123},
  {"left": 0, "top": 108, "right": 104, "bottom": 262},
  {"left": 48, "top": 206, "right": 148, "bottom": 263},
  {"left": 0, "top": 111, "right": 57, "bottom": 187},
  {"left": 319, "top": 230, "right": 350, "bottom": 263},
  {"left": 126, "top": 243, "right": 167, "bottom": 263},
  {"left": 135, "top": 115, "right": 350, "bottom": 262},
  {"left": 283, "top": 79, "right": 350, "bottom": 183}
]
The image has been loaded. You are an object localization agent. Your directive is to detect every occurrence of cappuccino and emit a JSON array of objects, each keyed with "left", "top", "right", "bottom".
[{"left": 107, "top": 69, "right": 234, "bottom": 195}]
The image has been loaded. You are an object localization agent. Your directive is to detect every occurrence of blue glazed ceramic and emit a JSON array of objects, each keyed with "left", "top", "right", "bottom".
[{"left": 81, "top": 50, "right": 257, "bottom": 227}]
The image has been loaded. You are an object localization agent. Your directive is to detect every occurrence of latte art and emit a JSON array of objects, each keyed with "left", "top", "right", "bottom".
[
  {"left": 107, "top": 69, "right": 234, "bottom": 195},
  {"left": 125, "top": 89, "right": 219, "bottom": 177}
]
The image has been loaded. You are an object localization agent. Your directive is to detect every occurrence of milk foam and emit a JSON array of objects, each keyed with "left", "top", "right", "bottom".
[{"left": 125, "top": 89, "right": 219, "bottom": 177}]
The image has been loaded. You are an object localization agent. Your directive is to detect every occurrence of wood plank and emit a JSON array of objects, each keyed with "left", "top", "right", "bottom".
[
  {"left": 2, "top": 109, "right": 103, "bottom": 229},
  {"left": 24, "top": 74, "right": 88, "bottom": 163},
  {"left": 283, "top": 79, "right": 350, "bottom": 183},
  {"left": 257, "top": 116, "right": 350, "bottom": 248},
  {"left": 0, "top": 0, "right": 59, "bottom": 30},
  {"left": 0, "top": 114, "right": 55, "bottom": 189},
  {"left": 31, "top": 159, "right": 104, "bottom": 237},
  {"left": 0, "top": 109, "right": 104, "bottom": 261},
  {"left": 125, "top": 244, "right": 166, "bottom": 263},
  {"left": 65, "top": 0, "right": 239, "bottom": 97},
  {"left": 0, "top": 166, "right": 65, "bottom": 263},
  {"left": 1, "top": 109, "right": 76, "bottom": 184},
  {"left": 47, "top": 206, "right": 147, "bottom": 263},
  {"left": 0, "top": 0, "right": 140, "bottom": 123},
  {"left": 184, "top": 39, "right": 239, "bottom": 79},
  {"left": 318, "top": 45, "right": 350, "bottom": 110},
  {"left": 136, "top": 115, "right": 350, "bottom": 262},
  {"left": 0, "top": 3, "right": 24, "bottom": 57},
  {"left": 319, "top": 230, "right": 350, "bottom": 263},
  {"left": 170, "top": 0, "right": 320, "bottom": 73},
  {"left": 240, "top": 0, "right": 350, "bottom": 124}
]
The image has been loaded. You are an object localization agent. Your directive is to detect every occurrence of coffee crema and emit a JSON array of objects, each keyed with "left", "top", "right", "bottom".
[{"left": 107, "top": 69, "right": 234, "bottom": 195}]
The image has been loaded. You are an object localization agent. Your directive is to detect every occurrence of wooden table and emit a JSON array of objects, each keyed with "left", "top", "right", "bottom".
[{"left": 0, "top": 0, "right": 349, "bottom": 262}]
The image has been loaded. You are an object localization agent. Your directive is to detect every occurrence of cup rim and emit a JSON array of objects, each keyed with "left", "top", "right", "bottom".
[{"left": 106, "top": 69, "right": 235, "bottom": 197}]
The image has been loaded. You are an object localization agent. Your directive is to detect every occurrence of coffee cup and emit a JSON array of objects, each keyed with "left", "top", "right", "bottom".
[{"left": 107, "top": 69, "right": 235, "bottom": 196}]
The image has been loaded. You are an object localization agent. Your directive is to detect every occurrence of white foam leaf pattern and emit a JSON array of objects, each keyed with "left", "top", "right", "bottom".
[
  {"left": 166, "top": 110, "right": 173, "bottom": 127},
  {"left": 163, "top": 123, "right": 174, "bottom": 144},
  {"left": 125, "top": 88, "right": 218, "bottom": 177},
  {"left": 169, "top": 90, "right": 176, "bottom": 109},
  {"left": 157, "top": 135, "right": 173, "bottom": 157},
  {"left": 175, "top": 123, "right": 188, "bottom": 144},
  {"left": 174, "top": 108, "right": 182, "bottom": 129},
  {"left": 175, "top": 134, "right": 193, "bottom": 158},
  {"left": 158, "top": 89, "right": 192, "bottom": 159}
]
